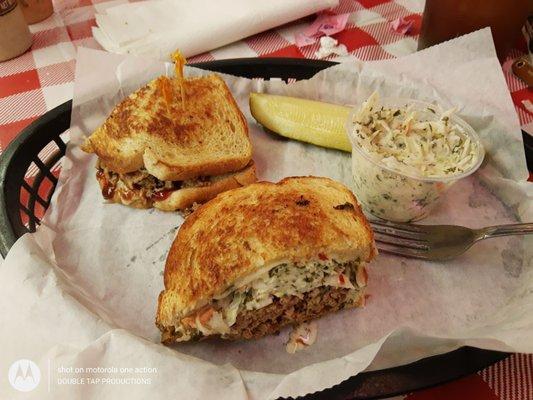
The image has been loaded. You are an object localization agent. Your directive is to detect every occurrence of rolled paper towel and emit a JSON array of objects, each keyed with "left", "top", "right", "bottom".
[{"left": 92, "top": 0, "right": 338, "bottom": 60}]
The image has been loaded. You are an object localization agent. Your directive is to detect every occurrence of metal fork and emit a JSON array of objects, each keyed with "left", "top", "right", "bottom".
[{"left": 370, "top": 220, "right": 533, "bottom": 261}]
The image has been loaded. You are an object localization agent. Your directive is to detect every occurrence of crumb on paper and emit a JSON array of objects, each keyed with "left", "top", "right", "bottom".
[
  {"left": 180, "top": 202, "right": 201, "bottom": 218},
  {"left": 356, "top": 264, "right": 368, "bottom": 287},
  {"left": 314, "top": 36, "right": 348, "bottom": 59},
  {"left": 286, "top": 321, "right": 318, "bottom": 354}
]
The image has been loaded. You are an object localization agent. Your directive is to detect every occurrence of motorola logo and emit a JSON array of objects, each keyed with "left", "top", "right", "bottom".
[{"left": 8, "top": 359, "right": 41, "bottom": 392}]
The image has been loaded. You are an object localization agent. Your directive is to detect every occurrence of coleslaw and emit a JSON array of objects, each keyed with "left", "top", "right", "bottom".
[{"left": 347, "top": 93, "right": 484, "bottom": 222}]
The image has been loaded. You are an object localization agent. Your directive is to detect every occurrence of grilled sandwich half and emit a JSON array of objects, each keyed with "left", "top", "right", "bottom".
[
  {"left": 81, "top": 54, "right": 256, "bottom": 211},
  {"left": 156, "top": 176, "right": 376, "bottom": 343}
]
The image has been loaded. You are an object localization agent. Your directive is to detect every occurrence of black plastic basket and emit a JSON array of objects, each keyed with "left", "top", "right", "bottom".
[{"left": 0, "top": 57, "right": 510, "bottom": 400}]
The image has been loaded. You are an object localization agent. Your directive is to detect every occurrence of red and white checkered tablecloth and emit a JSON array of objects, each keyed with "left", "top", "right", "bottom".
[
  {"left": 0, "top": 0, "right": 532, "bottom": 152},
  {"left": 0, "top": 0, "right": 532, "bottom": 399}
]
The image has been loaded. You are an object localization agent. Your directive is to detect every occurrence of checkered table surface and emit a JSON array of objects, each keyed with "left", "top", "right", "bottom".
[
  {"left": 1, "top": 0, "right": 532, "bottom": 152},
  {"left": 0, "top": 0, "right": 532, "bottom": 398}
]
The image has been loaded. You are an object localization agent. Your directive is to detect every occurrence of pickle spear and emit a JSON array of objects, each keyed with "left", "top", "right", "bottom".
[{"left": 249, "top": 93, "right": 352, "bottom": 152}]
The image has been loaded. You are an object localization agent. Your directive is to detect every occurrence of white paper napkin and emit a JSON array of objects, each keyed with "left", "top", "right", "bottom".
[{"left": 93, "top": 0, "right": 338, "bottom": 60}]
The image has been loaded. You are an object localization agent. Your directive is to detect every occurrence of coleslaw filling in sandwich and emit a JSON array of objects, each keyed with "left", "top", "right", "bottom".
[{"left": 172, "top": 258, "right": 368, "bottom": 341}]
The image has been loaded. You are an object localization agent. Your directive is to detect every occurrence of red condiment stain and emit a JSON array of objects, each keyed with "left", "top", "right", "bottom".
[
  {"left": 318, "top": 253, "right": 328, "bottom": 261},
  {"left": 150, "top": 190, "right": 174, "bottom": 201},
  {"left": 102, "top": 183, "right": 115, "bottom": 199}
]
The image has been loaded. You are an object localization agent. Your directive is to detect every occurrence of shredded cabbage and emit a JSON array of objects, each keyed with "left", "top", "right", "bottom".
[
  {"left": 351, "top": 92, "right": 479, "bottom": 178},
  {"left": 176, "top": 260, "right": 362, "bottom": 338}
]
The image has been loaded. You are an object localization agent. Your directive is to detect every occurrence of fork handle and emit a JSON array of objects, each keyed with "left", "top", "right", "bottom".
[{"left": 476, "top": 223, "right": 533, "bottom": 240}]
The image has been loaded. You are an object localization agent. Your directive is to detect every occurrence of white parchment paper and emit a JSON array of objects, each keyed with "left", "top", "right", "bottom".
[{"left": 0, "top": 29, "right": 532, "bottom": 399}]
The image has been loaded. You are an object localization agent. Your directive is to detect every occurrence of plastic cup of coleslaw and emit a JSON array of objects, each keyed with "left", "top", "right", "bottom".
[{"left": 346, "top": 96, "right": 484, "bottom": 222}]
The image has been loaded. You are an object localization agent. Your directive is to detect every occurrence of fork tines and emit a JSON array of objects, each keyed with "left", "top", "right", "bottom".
[{"left": 369, "top": 219, "right": 430, "bottom": 258}]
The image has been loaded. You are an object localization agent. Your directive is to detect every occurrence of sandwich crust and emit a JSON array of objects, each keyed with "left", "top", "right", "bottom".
[
  {"left": 81, "top": 74, "right": 252, "bottom": 181},
  {"left": 156, "top": 176, "right": 376, "bottom": 329}
]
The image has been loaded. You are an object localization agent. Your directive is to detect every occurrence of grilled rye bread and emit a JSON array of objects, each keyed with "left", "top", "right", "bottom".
[
  {"left": 81, "top": 72, "right": 256, "bottom": 210},
  {"left": 82, "top": 74, "right": 252, "bottom": 181},
  {"left": 156, "top": 176, "right": 376, "bottom": 343}
]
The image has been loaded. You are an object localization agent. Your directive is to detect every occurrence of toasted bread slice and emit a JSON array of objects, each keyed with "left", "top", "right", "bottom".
[
  {"left": 156, "top": 176, "right": 376, "bottom": 338},
  {"left": 81, "top": 74, "right": 252, "bottom": 181},
  {"left": 95, "top": 161, "right": 256, "bottom": 211}
]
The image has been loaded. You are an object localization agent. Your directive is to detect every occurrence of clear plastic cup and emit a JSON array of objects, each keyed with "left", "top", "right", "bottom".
[{"left": 346, "top": 98, "right": 484, "bottom": 222}]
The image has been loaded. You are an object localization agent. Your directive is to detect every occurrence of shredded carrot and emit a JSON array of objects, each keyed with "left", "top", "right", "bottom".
[
  {"left": 181, "top": 306, "right": 214, "bottom": 329},
  {"left": 403, "top": 119, "right": 412, "bottom": 136},
  {"left": 198, "top": 307, "right": 214, "bottom": 326},
  {"left": 181, "top": 316, "right": 196, "bottom": 328}
]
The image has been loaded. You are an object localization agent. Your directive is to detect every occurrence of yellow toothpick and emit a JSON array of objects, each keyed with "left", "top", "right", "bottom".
[{"left": 172, "top": 50, "right": 186, "bottom": 109}]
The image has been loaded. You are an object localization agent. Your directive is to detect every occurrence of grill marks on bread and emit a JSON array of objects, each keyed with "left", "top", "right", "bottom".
[{"left": 81, "top": 74, "right": 252, "bottom": 181}]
